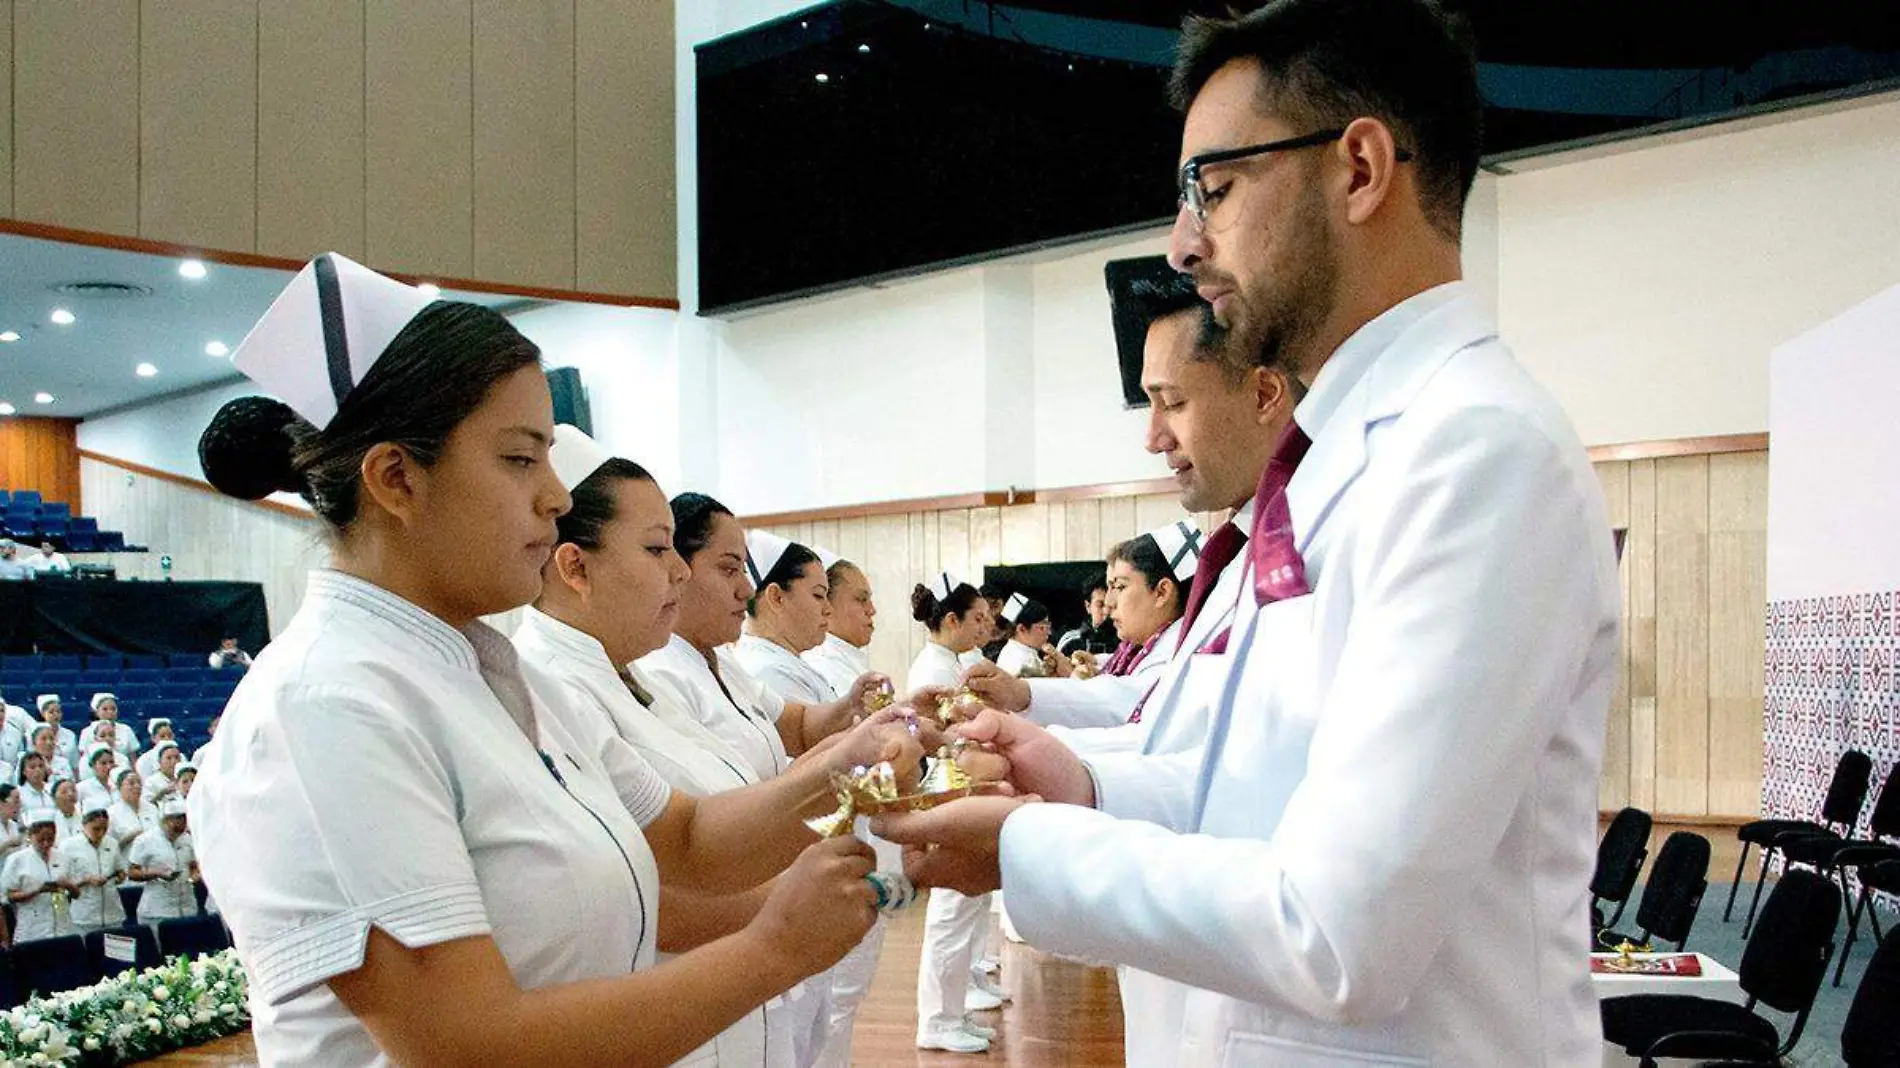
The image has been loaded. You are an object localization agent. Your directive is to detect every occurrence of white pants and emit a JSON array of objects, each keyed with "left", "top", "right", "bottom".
[
  {"left": 810, "top": 916, "right": 888, "bottom": 1068},
  {"left": 916, "top": 888, "right": 991, "bottom": 1033},
  {"left": 768, "top": 974, "right": 833, "bottom": 1068}
]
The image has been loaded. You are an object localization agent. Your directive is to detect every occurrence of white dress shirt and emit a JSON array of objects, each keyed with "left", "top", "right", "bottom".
[
  {"left": 1000, "top": 283, "right": 1616, "bottom": 1067},
  {"left": 3, "top": 844, "right": 71, "bottom": 941},
  {"left": 190, "top": 570, "right": 668, "bottom": 1068},
  {"left": 733, "top": 633, "right": 837, "bottom": 707},
  {"left": 60, "top": 833, "right": 126, "bottom": 930},
  {"left": 639, "top": 635, "right": 792, "bottom": 783},
  {"left": 803, "top": 634, "right": 870, "bottom": 699}
]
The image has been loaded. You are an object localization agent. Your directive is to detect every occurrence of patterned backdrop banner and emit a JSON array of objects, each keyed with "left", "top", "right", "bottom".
[{"left": 1762, "top": 591, "right": 1900, "bottom": 828}]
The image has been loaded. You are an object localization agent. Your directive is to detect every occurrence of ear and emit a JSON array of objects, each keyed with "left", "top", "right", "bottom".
[
  {"left": 551, "top": 543, "right": 589, "bottom": 596},
  {"left": 1336, "top": 116, "right": 1403, "bottom": 228},
  {"left": 1249, "top": 366, "right": 1290, "bottom": 428},
  {"left": 1154, "top": 576, "right": 1179, "bottom": 610},
  {"left": 357, "top": 442, "right": 423, "bottom": 527}
]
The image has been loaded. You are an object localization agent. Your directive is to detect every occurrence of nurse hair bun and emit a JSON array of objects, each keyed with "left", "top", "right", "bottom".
[
  {"left": 200, "top": 395, "right": 311, "bottom": 501},
  {"left": 911, "top": 584, "right": 940, "bottom": 624}
]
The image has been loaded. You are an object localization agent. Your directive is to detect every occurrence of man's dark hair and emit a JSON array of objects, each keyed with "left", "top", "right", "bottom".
[
  {"left": 1170, "top": 0, "right": 1482, "bottom": 241},
  {"left": 1083, "top": 576, "right": 1109, "bottom": 600}
]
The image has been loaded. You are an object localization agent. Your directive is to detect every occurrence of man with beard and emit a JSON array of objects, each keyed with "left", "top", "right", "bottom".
[{"left": 882, "top": 2, "right": 1617, "bottom": 1065}]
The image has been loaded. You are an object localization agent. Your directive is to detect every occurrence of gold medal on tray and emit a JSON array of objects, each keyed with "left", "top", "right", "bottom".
[
  {"left": 932, "top": 687, "right": 987, "bottom": 727},
  {"left": 805, "top": 744, "right": 979, "bottom": 839}
]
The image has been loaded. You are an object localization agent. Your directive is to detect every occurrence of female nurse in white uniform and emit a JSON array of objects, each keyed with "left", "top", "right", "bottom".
[
  {"left": 993, "top": 594, "right": 1057, "bottom": 679},
  {"left": 804, "top": 560, "right": 876, "bottom": 697},
  {"left": 516, "top": 431, "right": 919, "bottom": 1068},
  {"left": 189, "top": 253, "right": 893, "bottom": 1068},
  {"left": 907, "top": 573, "right": 1007, "bottom": 1054}
]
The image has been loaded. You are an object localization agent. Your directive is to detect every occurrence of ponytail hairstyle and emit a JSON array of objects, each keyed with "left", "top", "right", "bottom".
[
  {"left": 198, "top": 303, "right": 541, "bottom": 530},
  {"left": 911, "top": 580, "right": 982, "bottom": 633}
]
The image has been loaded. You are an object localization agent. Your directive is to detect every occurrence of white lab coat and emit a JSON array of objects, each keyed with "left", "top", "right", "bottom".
[
  {"left": 802, "top": 635, "right": 869, "bottom": 699},
  {"left": 998, "top": 284, "right": 1617, "bottom": 1067}
]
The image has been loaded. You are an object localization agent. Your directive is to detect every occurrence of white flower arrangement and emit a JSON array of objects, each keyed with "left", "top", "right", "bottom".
[{"left": 0, "top": 949, "right": 248, "bottom": 1066}]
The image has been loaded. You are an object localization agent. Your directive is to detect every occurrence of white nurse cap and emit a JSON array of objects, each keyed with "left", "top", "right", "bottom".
[
  {"left": 810, "top": 544, "right": 842, "bottom": 571},
  {"left": 925, "top": 571, "right": 965, "bottom": 603},
  {"left": 551, "top": 424, "right": 614, "bottom": 493},
  {"left": 158, "top": 798, "right": 189, "bottom": 820},
  {"left": 745, "top": 531, "right": 795, "bottom": 587},
  {"left": 229, "top": 252, "right": 438, "bottom": 429},
  {"left": 999, "top": 592, "right": 1030, "bottom": 624},
  {"left": 90, "top": 692, "right": 117, "bottom": 711},
  {"left": 1148, "top": 520, "right": 1205, "bottom": 582},
  {"left": 35, "top": 694, "right": 59, "bottom": 711},
  {"left": 24, "top": 808, "right": 55, "bottom": 827}
]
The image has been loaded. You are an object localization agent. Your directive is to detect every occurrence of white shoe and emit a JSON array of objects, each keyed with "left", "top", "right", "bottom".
[
  {"left": 971, "top": 973, "right": 1012, "bottom": 1003},
  {"left": 917, "top": 1025, "right": 990, "bottom": 1054},
  {"left": 964, "top": 985, "right": 1004, "bottom": 1011},
  {"left": 975, "top": 956, "right": 1001, "bottom": 974},
  {"left": 962, "top": 1017, "right": 997, "bottom": 1041}
]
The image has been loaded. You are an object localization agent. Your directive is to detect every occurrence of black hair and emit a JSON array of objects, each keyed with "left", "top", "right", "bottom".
[
  {"left": 556, "top": 458, "right": 656, "bottom": 551},
  {"left": 1108, "top": 534, "right": 1190, "bottom": 616},
  {"left": 825, "top": 559, "right": 864, "bottom": 601},
  {"left": 747, "top": 542, "right": 823, "bottom": 618},
  {"left": 1171, "top": 0, "right": 1482, "bottom": 241},
  {"left": 0, "top": 784, "right": 14, "bottom": 803},
  {"left": 199, "top": 302, "right": 543, "bottom": 527},
  {"left": 1083, "top": 576, "right": 1109, "bottom": 599},
  {"left": 671, "top": 492, "right": 734, "bottom": 563},
  {"left": 1126, "top": 268, "right": 1204, "bottom": 326},
  {"left": 911, "top": 580, "right": 982, "bottom": 632},
  {"left": 1007, "top": 598, "right": 1051, "bottom": 633}
]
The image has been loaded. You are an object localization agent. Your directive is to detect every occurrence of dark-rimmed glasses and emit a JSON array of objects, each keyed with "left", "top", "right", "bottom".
[{"left": 1177, "top": 129, "right": 1415, "bottom": 231}]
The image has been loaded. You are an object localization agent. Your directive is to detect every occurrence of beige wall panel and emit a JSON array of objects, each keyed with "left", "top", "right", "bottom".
[
  {"left": 862, "top": 515, "right": 913, "bottom": 684},
  {"left": 1062, "top": 500, "right": 1104, "bottom": 560},
  {"left": 834, "top": 517, "right": 869, "bottom": 571},
  {"left": 999, "top": 502, "right": 1051, "bottom": 563},
  {"left": 1133, "top": 493, "right": 1184, "bottom": 541},
  {"left": 970, "top": 507, "right": 1002, "bottom": 570},
  {"left": 140, "top": 0, "right": 258, "bottom": 250},
  {"left": 1627, "top": 460, "right": 1658, "bottom": 811},
  {"left": 366, "top": 0, "right": 473, "bottom": 277},
  {"left": 1, "top": 1, "right": 12, "bottom": 217},
  {"left": 1099, "top": 497, "right": 1137, "bottom": 549},
  {"left": 1653, "top": 455, "right": 1710, "bottom": 816},
  {"left": 808, "top": 520, "right": 841, "bottom": 555},
  {"left": 919, "top": 512, "right": 940, "bottom": 582},
  {"left": 1595, "top": 461, "right": 1633, "bottom": 811},
  {"left": 257, "top": 0, "right": 366, "bottom": 259},
  {"left": 937, "top": 510, "right": 971, "bottom": 584},
  {"left": 472, "top": 0, "right": 575, "bottom": 289},
  {"left": 575, "top": 0, "right": 675, "bottom": 297},
  {"left": 1707, "top": 451, "right": 1768, "bottom": 817},
  {"left": 13, "top": 0, "right": 140, "bottom": 232}
]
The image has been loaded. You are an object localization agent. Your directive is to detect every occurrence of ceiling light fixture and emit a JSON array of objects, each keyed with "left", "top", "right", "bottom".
[
  {"left": 205, "top": 340, "right": 230, "bottom": 357},
  {"left": 815, "top": 72, "right": 830, "bottom": 83},
  {"left": 0, "top": 403, "right": 14, "bottom": 416},
  {"left": 33, "top": 392, "right": 54, "bottom": 405},
  {"left": 858, "top": 43, "right": 870, "bottom": 54},
  {"left": 0, "top": 331, "right": 18, "bottom": 343},
  {"left": 136, "top": 362, "right": 159, "bottom": 378},
  {"left": 49, "top": 309, "right": 74, "bottom": 326},
  {"left": 179, "top": 259, "right": 208, "bottom": 280}
]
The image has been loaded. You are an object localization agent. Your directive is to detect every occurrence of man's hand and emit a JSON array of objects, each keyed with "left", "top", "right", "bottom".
[
  {"left": 874, "top": 795, "right": 1037, "bottom": 897},
  {"left": 959, "top": 662, "right": 1032, "bottom": 712},
  {"left": 953, "top": 710, "right": 1094, "bottom": 807}
]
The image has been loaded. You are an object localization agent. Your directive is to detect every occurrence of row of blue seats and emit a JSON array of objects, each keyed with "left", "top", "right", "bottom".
[
  {"left": 0, "top": 677, "right": 240, "bottom": 698},
  {"left": 0, "top": 919, "right": 228, "bottom": 1006},
  {"left": 0, "top": 654, "right": 242, "bottom": 672},
  {"left": 0, "top": 490, "right": 63, "bottom": 513}
]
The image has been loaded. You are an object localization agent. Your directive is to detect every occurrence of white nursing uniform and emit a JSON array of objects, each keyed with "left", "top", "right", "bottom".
[
  {"left": 61, "top": 833, "right": 126, "bottom": 930},
  {"left": 190, "top": 571, "right": 669, "bottom": 1068},
  {"left": 733, "top": 633, "right": 836, "bottom": 707},
  {"left": 994, "top": 639, "right": 1045, "bottom": 679},
  {"left": 128, "top": 827, "right": 197, "bottom": 922},
  {"left": 79, "top": 721, "right": 140, "bottom": 758},
  {"left": 639, "top": 635, "right": 792, "bottom": 782},
  {"left": 801, "top": 635, "right": 868, "bottom": 699},
  {"left": 77, "top": 777, "right": 117, "bottom": 818},
  {"left": 108, "top": 800, "right": 158, "bottom": 850},
  {"left": 3, "top": 844, "right": 71, "bottom": 941},
  {"left": 514, "top": 607, "right": 773, "bottom": 1068}
]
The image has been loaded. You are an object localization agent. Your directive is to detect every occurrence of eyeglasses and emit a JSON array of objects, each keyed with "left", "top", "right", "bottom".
[{"left": 1176, "top": 128, "right": 1415, "bottom": 231}]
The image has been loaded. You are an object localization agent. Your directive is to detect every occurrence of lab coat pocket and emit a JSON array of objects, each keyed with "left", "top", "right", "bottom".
[{"left": 1221, "top": 1031, "right": 1430, "bottom": 1068}]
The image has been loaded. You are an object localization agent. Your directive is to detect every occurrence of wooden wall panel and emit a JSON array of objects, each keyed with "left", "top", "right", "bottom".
[
  {"left": 575, "top": 0, "right": 675, "bottom": 296},
  {"left": 1597, "top": 462, "right": 1633, "bottom": 811},
  {"left": 1654, "top": 455, "right": 1711, "bottom": 816},
  {"left": 140, "top": 0, "right": 259, "bottom": 251},
  {"left": 1707, "top": 452, "right": 1768, "bottom": 816},
  {"left": 1062, "top": 499, "right": 1104, "bottom": 560},
  {"left": 12, "top": 1, "right": 141, "bottom": 233},
  {"left": 0, "top": 418, "right": 80, "bottom": 510},
  {"left": 1626, "top": 459, "right": 1659, "bottom": 811},
  {"left": 257, "top": 0, "right": 367, "bottom": 260},
  {"left": 999, "top": 502, "right": 1051, "bottom": 563},
  {"left": 365, "top": 0, "right": 474, "bottom": 277},
  {"left": 472, "top": 0, "right": 576, "bottom": 289}
]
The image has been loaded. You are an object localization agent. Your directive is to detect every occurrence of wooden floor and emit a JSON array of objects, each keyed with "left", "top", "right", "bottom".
[{"left": 144, "top": 820, "right": 1744, "bottom": 1066}]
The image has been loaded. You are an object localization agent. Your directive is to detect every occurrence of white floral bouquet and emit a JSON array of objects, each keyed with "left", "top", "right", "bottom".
[{"left": 0, "top": 949, "right": 249, "bottom": 1066}]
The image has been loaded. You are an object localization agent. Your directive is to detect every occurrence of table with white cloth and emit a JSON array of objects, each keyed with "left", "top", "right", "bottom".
[{"left": 1592, "top": 952, "right": 1744, "bottom": 1067}]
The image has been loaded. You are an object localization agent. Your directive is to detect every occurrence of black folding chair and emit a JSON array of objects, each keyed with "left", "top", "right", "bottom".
[
  {"left": 1780, "top": 761, "right": 1900, "bottom": 984},
  {"left": 8, "top": 934, "right": 95, "bottom": 998},
  {"left": 85, "top": 925, "right": 163, "bottom": 977},
  {"left": 1597, "top": 831, "right": 1709, "bottom": 952},
  {"left": 156, "top": 914, "right": 231, "bottom": 959},
  {"left": 1726, "top": 748, "right": 1871, "bottom": 935},
  {"left": 1601, "top": 869, "right": 1839, "bottom": 1068},
  {"left": 1697, "top": 922, "right": 1900, "bottom": 1067},
  {"left": 117, "top": 883, "right": 143, "bottom": 924},
  {"left": 1592, "top": 807, "right": 1653, "bottom": 933}
]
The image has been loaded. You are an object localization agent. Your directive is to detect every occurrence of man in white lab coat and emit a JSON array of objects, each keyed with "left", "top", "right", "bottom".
[{"left": 881, "top": 2, "right": 1618, "bottom": 1065}]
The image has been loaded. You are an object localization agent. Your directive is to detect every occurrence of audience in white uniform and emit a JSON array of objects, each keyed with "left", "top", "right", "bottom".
[
  {"left": 61, "top": 808, "right": 127, "bottom": 932},
  {"left": 803, "top": 560, "right": 877, "bottom": 697},
  {"left": 993, "top": 593, "right": 1059, "bottom": 679},
  {"left": 78, "top": 693, "right": 140, "bottom": 758},
  {"left": 107, "top": 769, "right": 156, "bottom": 851},
  {"left": 136, "top": 720, "right": 175, "bottom": 779},
  {"left": 128, "top": 797, "right": 198, "bottom": 924},
  {"left": 50, "top": 779, "right": 83, "bottom": 842},
  {"left": 33, "top": 696, "right": 77, "bottom": 767},
  {"left": 4, "top": 808, "right": 72, "bottom": 940}
]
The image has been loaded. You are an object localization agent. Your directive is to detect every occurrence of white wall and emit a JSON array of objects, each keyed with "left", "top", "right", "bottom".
[{"left": 78, "top": 381, "right": 257, "bottom": 483}]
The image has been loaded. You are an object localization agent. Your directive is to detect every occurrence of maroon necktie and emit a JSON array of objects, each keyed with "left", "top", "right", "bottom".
[{"left": 1251, "top": 422, "right": 1313, "bottom": 605}]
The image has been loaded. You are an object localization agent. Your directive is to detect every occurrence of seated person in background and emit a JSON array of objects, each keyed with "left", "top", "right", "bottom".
[
  {"left": 51, "top": 780, "right": 83, "bottom": 842},
  {"left": 34, "top": 695, "right": 77, "bottom": 767},
  {"left": 3, "top": 809, "right": 73, "bottom": 942},
  {"left": 127, "top": 798, "right": 198, "bottom": 925},
  {"left": 144, "top": 741, "right": 183, "bottom": 801},
  {"left": 78, "top": 693, "right": 139, "bottom": 758},
  {"left": 996, "top": 594, "right": 1066, "bottom": 679},
  {"left": 0, "top": 784, "right": 24, "bottom": 861},
  {"left": 60, "top": 808, "right": 127, "bottom": 933},
  {"left": 107, "top": 769, "right": 155, "bottom": 851},
  {"left": 207, "top": 637, "right": 252, "bottom": 670},
  {"left": 0, "top": 541, "right": 34, "bottom": 582},
  {"left": 1056, "top": 578, "right": 1118, "bottom": 656},
  {"left": 25, "top": 540, "right": 72, "bottom": 576},
  {"left": 136, "top": 719, "right": 175, "bottom": 779}
]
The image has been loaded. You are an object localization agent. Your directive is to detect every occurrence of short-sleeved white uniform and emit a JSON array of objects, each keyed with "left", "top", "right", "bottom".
[
  {"left": 639, "top": 635, "right": 791, "bottom": 782},
  {"left": 2, "top": 844, "right": 71, "bottom": 941},
  {"left": 733, "top": 634, "right": 835, "bottom": 707},
  {"left": 802, "top": 635, "right": 869, "bottom": 699},
  {"left": 128, "top": 828, "right": 197, "bottom": 922},
  {"left": 190, "top": 571, "right": 670, "bottom": 1067},
  {"left": 60, "top": 833, "right": 126, "bottom": 930}
]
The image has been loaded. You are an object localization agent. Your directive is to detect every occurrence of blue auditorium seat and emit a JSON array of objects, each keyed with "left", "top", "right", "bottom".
[
  {"left": 0, "top": 655, "right": 43, "bottom": 672},
  {"left": 97, "top": 532, "right": 126, "bottom": 552},
  {"left": 191, "top": 698, "right": 229, "bottom": 720},
  {"left": 165, "top": 654, "right": 205, "bottom": 670},
  {"left": 116, "top": 683, "right": 161, "bottom": 703},
  {"left": 10, "top": 491, "right": 42, "bottom": 509},
  {"left": 9, "top": 935, "right": 92, "bottom": 998},
  {"left": 37, "top": 670, "right": 79, "bottom": 690},
  {"left": 121, "top": 669, "right": 164, "bottom": 685},
  {"left": 84, "top": 654, "right": 126, "bottom": 673},
  {"left": 86, "top": 926, "right": 162, "bottom": 977},
  {"left": 157, "top": 916, "right": 231, "bottom": 960},
  {"left": 158, "top": 680, "right": 200, "bottom": 700},
  {"left": 69, "top": 516, "right": 98, "bottom": 535},
  {"left": 64, "top": 532, "right": 97, "bottom": 551},
  {"left": 40, "top": 655, "right": 81, "bottom": 672},
  {"left": 126, "top": 655, "right": 165, "bottom": 671},
  {"left": 40, "top": 502, "right": 70, "bottom": 519}
]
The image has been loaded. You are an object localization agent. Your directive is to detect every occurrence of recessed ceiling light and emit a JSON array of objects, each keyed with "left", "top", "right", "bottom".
[
  {"left": 205, "top": 340, "right": 230, "bottom": 357},
  {"left": 136, "top": 362, "right": 158, "bottom": 378},
  {"left": 815, "top": 72, "right": 830, "bottom": 83},
  {"left": 0, "top": 403, "right": 14, "bottom": 416},
  {"left": 417, "top": 283, "right": 442, "bottom": 298},
  {"left": 0, "top": 331, "right": 18, "bottom": 343},
  {"left": 34, "top": 392, "right": 54, "bottom": 405},
  {"left": 858, "top": 43, "right": 870, "bottom": 54},
  {"left": 49, "top": 309, "right": 74, "bottom": 326},
  {"left": 179, "top": 259, "right": 208, "bottom": 280}
]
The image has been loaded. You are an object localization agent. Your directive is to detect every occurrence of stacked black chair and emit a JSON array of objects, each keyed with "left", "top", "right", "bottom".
[
  {"left": 9, "top": 934, "right": 94, "bottom": 998},
  {"left": 1601, "top": 869, "right": 1840, "bottom": 1068},
  {"left": 1597, "top": 831, "right": 1709, "bottom": 952},
  {"left": 157, "top": 914, "right": 232, "bottom": 959},
  {"left": 1593, "top": 807, "right": 1653, "bottom": 933},
  {"left": 1698, "top": 923, "right": 1900, "bottom": 1068},
  {"left": 1726, "top": 748, "right": 1872, "bottom": 935},
  {"left": 1780, "top": 761, "right": 1900, "bottom": 984},
  {"left": 85, "top": 925, "right": 163, "bottom": 977}
]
